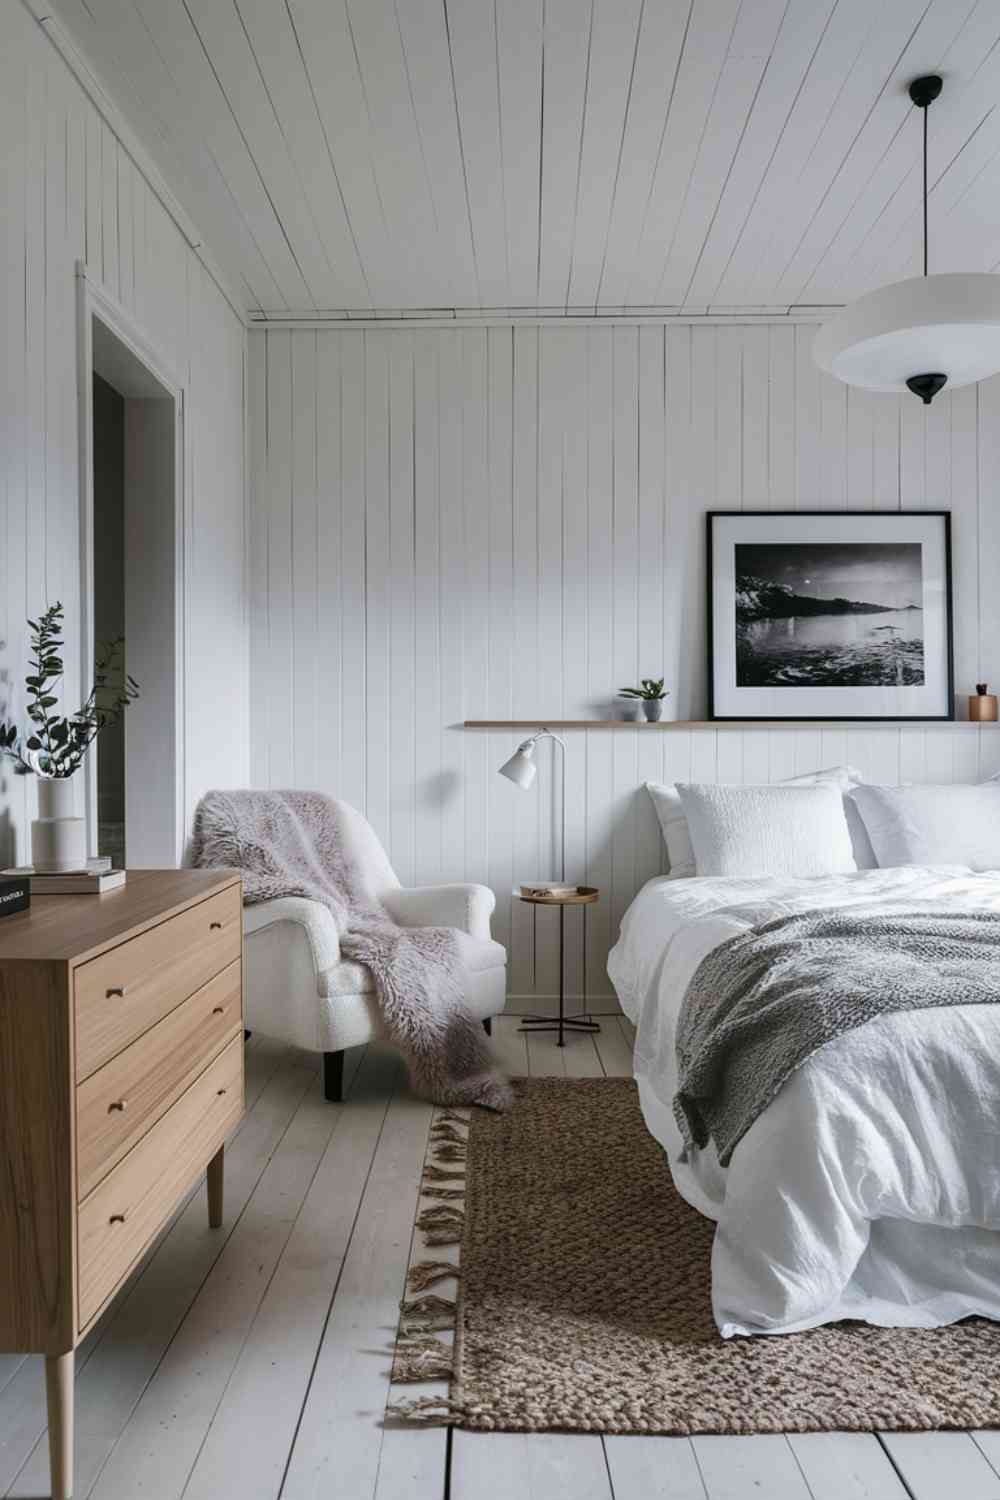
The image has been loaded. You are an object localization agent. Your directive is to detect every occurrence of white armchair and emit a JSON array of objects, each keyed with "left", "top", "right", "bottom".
[{"left": 242, "top": 802, "right": 508, "bottom": 1100}]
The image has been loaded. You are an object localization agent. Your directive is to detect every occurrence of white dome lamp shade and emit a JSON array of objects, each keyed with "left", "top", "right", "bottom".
[{"left": 814, "top": 76, "right": 1000, "bottom": 404}]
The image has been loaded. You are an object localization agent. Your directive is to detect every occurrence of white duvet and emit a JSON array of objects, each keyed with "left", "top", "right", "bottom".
[{"left": 607, "top": 865, "right": 1000, "bottom": 1337}]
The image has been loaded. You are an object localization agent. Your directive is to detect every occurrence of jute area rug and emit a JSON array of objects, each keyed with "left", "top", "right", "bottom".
[{"left": 391, "top": 1078, "right": 1000, "bottom": 1435}]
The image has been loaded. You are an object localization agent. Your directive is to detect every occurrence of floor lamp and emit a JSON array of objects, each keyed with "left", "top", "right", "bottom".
[
  {"left": 497, "top": 728, "right": 567, "bottom": 882},
  {"left": 498, "top": 729, "right": 599, "bottom": 1044}
]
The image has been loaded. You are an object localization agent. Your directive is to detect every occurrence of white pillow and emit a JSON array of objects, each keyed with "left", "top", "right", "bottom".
[
  {"left": 848, "top": 784, "right": 1000, "bottom": 871},
  {"left": 646, "top": 765, "right": 875, "bottom": 877},
  {"left": 645, "top": 781, "right": 699, "bottom": 878},
  {"left": 676, "top": 782, "right": 858, "bottom": 879}
]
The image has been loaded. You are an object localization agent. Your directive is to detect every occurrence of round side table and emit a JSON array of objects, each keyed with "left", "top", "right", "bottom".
[{"left": 513, "top": 886, "right": 600, "bottom": 1047}]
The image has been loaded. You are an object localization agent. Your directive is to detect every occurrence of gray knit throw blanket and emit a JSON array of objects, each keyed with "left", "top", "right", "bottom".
[
  {"left": 191, "top": 789, "right": 512, "bottom": 1111},
  {"left": 674, "top": 906, "right": 1000, "bottom": 1166}
]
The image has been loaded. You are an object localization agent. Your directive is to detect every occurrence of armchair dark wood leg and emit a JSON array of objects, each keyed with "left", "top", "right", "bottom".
[
  {"left": 482, "top": 1017, "right": 492, "bottom": 1037},
  {"left": 323, "top": 1049, "right": 345, "bottom": 1102}
]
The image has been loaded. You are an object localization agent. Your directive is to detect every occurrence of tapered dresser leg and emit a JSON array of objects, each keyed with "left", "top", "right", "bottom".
[
  {"left": 207, "top": 1143, "right": 225, "bottom": 1228},
  {"left": 45, "top": 1350, "right": 74, "bottom": 1499}
]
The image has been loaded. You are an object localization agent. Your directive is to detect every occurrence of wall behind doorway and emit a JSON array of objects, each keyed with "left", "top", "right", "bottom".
[{"left": 92, "top": 372, "right": 125, "bottom": 866}]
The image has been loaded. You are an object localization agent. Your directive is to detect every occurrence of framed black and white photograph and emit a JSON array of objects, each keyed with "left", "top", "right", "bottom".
[{"left": 708, "top": 511, "right": 954, "bottom": 722}]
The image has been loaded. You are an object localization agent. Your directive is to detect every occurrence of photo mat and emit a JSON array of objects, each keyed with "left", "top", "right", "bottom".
[{"left": 709, "top": 512, "right": 953, "bottom": 722}]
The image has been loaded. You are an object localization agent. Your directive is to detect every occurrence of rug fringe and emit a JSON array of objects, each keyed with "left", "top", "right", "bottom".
[
  {"left": 401, "top": 1313, "right": 454, "bottom": 1333},
  {"left": 431, "top": 1142, "right": 467, "bottom": 1163},
  {"left": 384, "top": 1396, "right": 467, "bottom": 1425},
  {"left": 407, "top": 1260, "right": 462, "bottom": 1292},
  {"left": 423, "top": 1164, "right": 466, "bottom": 1182},
  {"left": 400, "top": 1294, "right": 457, "bottom": 1334},
  {"left": 393, "top": 1108, "right": 470, "bottom": 1412},
  {"left": 416, "top": 1205, "right": 465, "bottom": 1234},
  {"left": 401, "top": 1294, "right": 457, "bottom": 1317},
  {"left": 392, "top": 1335, "right": 454, "bottom": 1383}
]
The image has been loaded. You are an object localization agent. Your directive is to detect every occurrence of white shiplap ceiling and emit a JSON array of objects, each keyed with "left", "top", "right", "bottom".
[{"left": 42, "top": 0, "right": 1000, "bottom": 318}]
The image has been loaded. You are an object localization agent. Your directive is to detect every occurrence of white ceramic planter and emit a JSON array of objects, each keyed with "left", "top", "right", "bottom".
[{"left": 32, "top": 776, "right": 87, "bottom": 872}]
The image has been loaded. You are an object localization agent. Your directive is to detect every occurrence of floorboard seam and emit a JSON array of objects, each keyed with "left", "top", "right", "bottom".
[
  {"left": 876, "top": 1432, "right": 921, "bottom": 1500},
  {"left": 176, "top": 1076, "right": 347, "bottom": 1500},
  {"left": 275, "top": 1064, "right": 401, "bottom": 1500},
  {"left": 371, "top": 1096, "right": 438, "bottom": 1497},
  {"left": 78, "top": 1061, "right": 317, "bottom": 1500},
  {"left": 599, "top": 1434, "right": 617, "bottom": 1498},
  {"left": 970, "top": 1432, "right": 1000, "bottom": 1481}
]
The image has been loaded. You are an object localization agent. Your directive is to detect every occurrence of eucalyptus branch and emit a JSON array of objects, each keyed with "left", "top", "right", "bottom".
[{"left": 0, "top": 604, "right": 140, "bottom": 778}]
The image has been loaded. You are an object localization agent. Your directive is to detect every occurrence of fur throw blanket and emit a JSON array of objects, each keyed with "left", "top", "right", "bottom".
[
  {"left": 674, "top": 905, "right": 1000, "bottom": 1166},
  {"left": 191, "top": 789, "right": 511, "bottom": 1111}
]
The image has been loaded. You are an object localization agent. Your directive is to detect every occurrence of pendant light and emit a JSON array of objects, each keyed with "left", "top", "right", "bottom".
[{"left": 814, "top": 75, "right": 1000, "bottom": 404}]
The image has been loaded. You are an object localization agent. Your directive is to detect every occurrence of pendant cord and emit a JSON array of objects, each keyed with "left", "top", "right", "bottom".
[{"left": 922, "top": 101, "right": 929, "bottom": 276}]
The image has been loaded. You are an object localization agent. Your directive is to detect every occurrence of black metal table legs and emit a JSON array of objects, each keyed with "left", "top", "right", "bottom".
[{"left": 519, "top": 903, "right": 601, "bottom": 1046}]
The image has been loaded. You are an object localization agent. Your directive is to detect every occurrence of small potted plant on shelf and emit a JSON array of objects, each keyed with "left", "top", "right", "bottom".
[
  {"left": 0, "top": 604, "right": 139, "bottom": 871},
  {"left": 619, "top": 677, "right": 669, "bottom": 722}
]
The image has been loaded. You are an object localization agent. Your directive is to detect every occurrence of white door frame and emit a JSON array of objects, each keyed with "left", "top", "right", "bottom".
[{"left": 76, "top": 261, "right": 187, "bottom": 866}]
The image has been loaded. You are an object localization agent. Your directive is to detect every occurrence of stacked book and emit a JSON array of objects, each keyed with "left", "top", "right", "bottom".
[{"left": 1, "top": 857, "right": 126, "bottom": 894}]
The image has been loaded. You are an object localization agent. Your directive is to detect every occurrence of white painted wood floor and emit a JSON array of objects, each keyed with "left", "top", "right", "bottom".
[{"left": 6, "top": 1021, "right": 1000, "bottom": 1500}]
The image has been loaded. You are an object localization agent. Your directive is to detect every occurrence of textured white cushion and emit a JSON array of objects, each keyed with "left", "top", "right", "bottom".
[
  {"left": 848, "top": 784, "right": 1000, "bottom": 871},
  {"left": 646, "top": 765, "right": 874, "bottom": 877},
  {"left": 676, "top": 782, "right": 858, "bottom": 878}
]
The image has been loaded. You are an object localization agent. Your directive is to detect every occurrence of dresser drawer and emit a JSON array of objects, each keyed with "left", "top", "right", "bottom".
[
  {"left": 75, "top": 885, "right": 242, "bottom": 1081},
  {"left": 76, "top": 960, "right": 242, "bottom": 1200},
  {"left": 77, "top": 1035, "right": 243, "bottom": 1329}
]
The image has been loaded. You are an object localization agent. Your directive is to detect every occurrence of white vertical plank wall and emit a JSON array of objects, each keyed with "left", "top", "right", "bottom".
[
  {"left": 248, "top": 324, "right": 1000, "bottom": 1013},
  {"left": 0, "top": 0, "right": 248, "bottom": 866}
]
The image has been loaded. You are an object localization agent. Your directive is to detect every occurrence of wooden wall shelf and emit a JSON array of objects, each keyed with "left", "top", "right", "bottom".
[{"left": 463, "top": 719, "right": 984, "bottom": 730}]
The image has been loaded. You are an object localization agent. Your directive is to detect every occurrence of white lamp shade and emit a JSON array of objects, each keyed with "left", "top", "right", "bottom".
[
  {"left": 498, "top": 747, "right": 537, "bottom": 789},
  {"left": 813, "top": 273, "right": 1000, "bottom": 394}
]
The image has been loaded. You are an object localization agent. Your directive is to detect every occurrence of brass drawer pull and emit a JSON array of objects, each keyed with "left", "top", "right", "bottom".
[
  {"left": 107, "top": 1100, "right": 127, "bottom": 1113},
  {"left": 106, "top": 986, "right": 126, "bottom": 998},
  {"left": 109, "top": 1213, "right": 126, "bottom": 1225},
  {"left": 209, "top": 921, "right": 223, "bottom": 930},
  {"left": 212, "top": 1006, "right": 225, "bottom": 1015}
]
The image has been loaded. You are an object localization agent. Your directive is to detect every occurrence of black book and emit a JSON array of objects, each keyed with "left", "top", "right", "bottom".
[{"left": 0, "top": 875, "right": 30, "bottom": 920}]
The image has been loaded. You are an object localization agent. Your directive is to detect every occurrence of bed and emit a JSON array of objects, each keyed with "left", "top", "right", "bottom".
[{"left": 608, "top": 862, "right": 1000, "bottom": 1338}]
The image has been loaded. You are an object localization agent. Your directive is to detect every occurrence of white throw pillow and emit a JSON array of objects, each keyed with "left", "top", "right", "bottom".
[
  {"left": 645, "top": 781, "right": 698, "bottom": 878},
  {"left": 646, "top": 765, "right": 874, "bottom": 877},
  {"left": 676, "top": 782, "right": 858, "bottom": 879},
  {"left": 848, "top": 784, "right": 1000, "bottom": 871}
]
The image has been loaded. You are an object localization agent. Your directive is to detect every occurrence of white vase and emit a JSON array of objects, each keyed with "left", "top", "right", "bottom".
[{"left": 32, "top": 776, "right": 87, "bottom": 873}]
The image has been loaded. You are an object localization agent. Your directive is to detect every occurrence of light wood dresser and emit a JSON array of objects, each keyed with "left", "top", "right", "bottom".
[{"left": 0, "top": 868, "right": 244, "bottom": 1500}]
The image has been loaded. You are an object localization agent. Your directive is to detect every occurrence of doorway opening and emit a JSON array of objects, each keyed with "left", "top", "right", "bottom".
[{"left": 80, "top": 280, "right": 184, "bottom": 869}]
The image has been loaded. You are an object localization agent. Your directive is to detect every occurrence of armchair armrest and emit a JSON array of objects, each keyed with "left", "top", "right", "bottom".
[
  {"left": 243, "top": 896, "right": 341, "bottom": 973},
  {"left": 382, "top": 883, "right": 496, "bottom": 941}
]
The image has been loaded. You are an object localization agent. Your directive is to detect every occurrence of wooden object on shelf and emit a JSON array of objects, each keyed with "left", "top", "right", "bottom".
[
  {"left": 0, "top": 868, "right": 244, "bottom": 1499},
  {"left": 970, "top": 690, "right": 999, "bottom": 722}
]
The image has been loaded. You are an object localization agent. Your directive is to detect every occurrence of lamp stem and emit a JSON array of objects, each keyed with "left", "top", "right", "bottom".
[
  {"left": 908, "top": 74, "right": 941, "bottom": 275},
  {"left": 533, "top": 728, "right": 567, "bottom": 882},
  {"left": 923, "top": 102, "right": 928, "bottom": 277}
]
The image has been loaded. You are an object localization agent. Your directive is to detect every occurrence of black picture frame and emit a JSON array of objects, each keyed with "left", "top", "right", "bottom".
[{"left": 707, "top": 510, "right": 954, "bottom": 723}]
